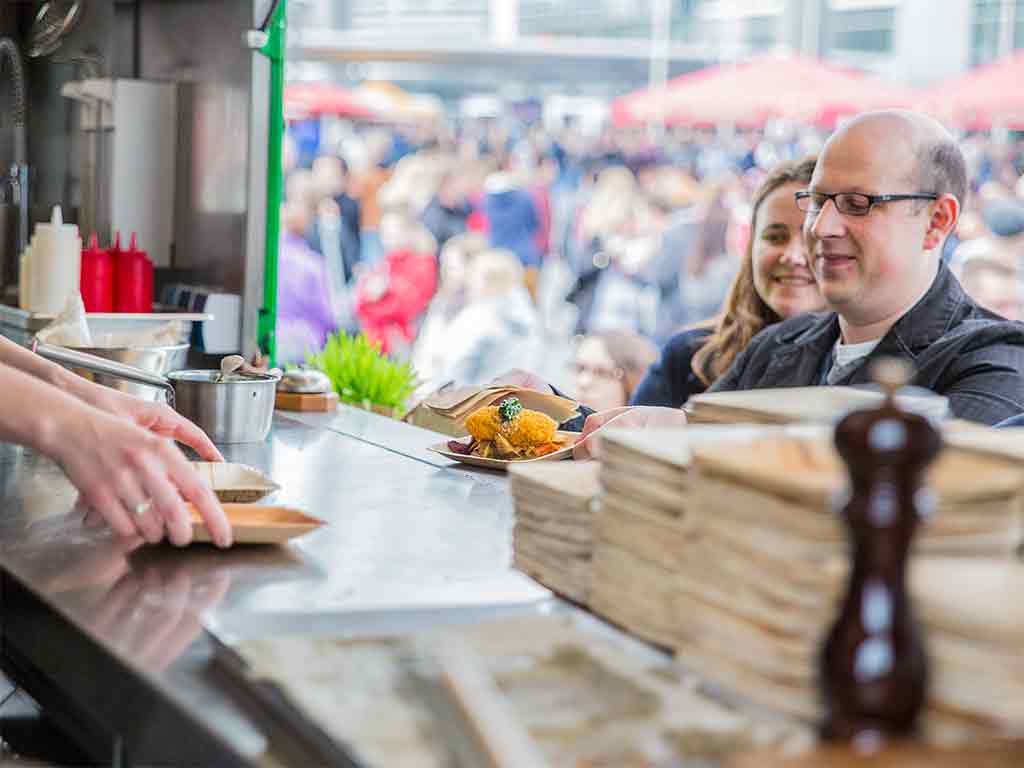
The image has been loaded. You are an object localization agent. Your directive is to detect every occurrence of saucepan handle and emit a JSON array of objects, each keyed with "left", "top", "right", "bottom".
[{"left": 34, "top": 342, "right": 176, "bottom": 402}]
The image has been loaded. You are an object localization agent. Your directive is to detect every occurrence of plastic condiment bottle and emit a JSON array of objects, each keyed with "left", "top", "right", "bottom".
[
  {"left": 819, "top": 357, "right": 939, "bottom": 745},
  {"left": 30, "top": 205, "right": 81, "bottom": 314},
  {"left": 80, "top": 233, "right": 114, "bottom": 312},
  {"left": 114, "top": 232, "right": 153, "bottom": 313}
]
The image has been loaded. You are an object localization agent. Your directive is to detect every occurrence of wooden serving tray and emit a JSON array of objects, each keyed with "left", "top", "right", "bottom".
[
  {"left": 192, "top": 462, "right": 280, "bottom": 503},
  {"left": 429, "top": 431, "right": 579, "bottom": 471},
  {"left": 188, "top": 504, "right": 324, "bottom": 545}
]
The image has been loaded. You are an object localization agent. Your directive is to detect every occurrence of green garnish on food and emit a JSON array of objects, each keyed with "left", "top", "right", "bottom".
[{"left": 498, "top": 397, "right": 523, "bottom": 423}]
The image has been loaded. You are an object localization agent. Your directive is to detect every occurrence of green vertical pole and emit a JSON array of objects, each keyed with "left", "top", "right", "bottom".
[{"left": 256, "top": 0, "right": 287, "bottom": 367}]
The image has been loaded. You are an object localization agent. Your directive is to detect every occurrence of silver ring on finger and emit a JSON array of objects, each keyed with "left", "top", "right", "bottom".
[{"left": 134, "top": 498, "right": 154, "bottom": 518}]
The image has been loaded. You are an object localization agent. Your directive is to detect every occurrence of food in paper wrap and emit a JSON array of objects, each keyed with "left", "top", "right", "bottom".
[
  {"left": 405, "top": 384, "right": 580, "bottom": 437},
  {"left": 447, "top": 397, "right": 568, "bottom": 460}
]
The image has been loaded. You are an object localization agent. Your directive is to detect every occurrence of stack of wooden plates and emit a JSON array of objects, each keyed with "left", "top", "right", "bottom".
[
  {"left": 913, "top": 558, "right": 1024, "bottom": 733},
  {"left": 591, "top": 426, "right": 798, "bottom": 648},
  {"left": 686, "top": 386, "right": 949, "bottom": 425},
  {"left": 508, "top": 461, "right": 602, "bottom": 604},
  {"left": 588, "top": 427, "right": 1024, "bottom": 738}
]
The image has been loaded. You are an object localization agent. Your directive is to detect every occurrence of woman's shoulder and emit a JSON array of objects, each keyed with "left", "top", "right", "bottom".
[{"left": 661, "top": 325, "right": 714, "bottom": 358}]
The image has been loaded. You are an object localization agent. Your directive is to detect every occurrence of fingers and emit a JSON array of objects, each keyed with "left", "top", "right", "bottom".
[
  {"left": 118, "top": 473, "right": 165, "bottom": 545},
  {"left": 136, "top": 452, "right": 193, "bottom": 548},
  {"left": 579, "top": 407, "right": 634, "bottom": 440},
  {"left": 165, "top": 446, "right": 232, "bottom": 548},
  {"left": 573, "top": 409, "right": 633, "bottom": 460},
  {"left": 152, "top": 405, "right": 224, "bottom": 462}
]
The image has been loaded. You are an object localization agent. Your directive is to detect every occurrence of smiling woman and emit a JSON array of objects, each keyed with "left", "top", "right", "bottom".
[{"left": 630, "top": 156, "right": 824, "bottom": 409}]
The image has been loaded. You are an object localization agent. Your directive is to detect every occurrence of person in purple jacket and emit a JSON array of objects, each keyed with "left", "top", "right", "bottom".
[{"left": 277, "top": 200, "right": 341, "bottom": 364}]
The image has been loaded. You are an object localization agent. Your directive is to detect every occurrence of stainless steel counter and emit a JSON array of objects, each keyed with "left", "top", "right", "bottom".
[{"left": 0, "top": 408, "right": 552, "bottom": 766}]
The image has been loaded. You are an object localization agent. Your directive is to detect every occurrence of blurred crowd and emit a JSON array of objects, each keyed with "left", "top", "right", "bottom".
[{"left": 278, "top": 113, "right": 1024, "bottom": 402}]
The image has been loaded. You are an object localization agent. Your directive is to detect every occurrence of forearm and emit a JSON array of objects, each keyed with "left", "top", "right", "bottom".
[
  {"left": 0, "top": 335, "right": 72, "bottom": 388},
  {"left": 0, "top": 361, "right": 86, "bottom": 456},
  {"left": 0, "top": 336, "right": 113, "bottom": 406}
]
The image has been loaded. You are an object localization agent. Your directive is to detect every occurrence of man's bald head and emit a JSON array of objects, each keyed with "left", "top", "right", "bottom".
[{"left": 826, "top": 110, "right": 967, "bottom": 210}]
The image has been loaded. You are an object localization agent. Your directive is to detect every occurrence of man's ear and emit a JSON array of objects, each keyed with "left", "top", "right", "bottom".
[{"left": 923, "top": 194, "right": 960, "bottom": 251}]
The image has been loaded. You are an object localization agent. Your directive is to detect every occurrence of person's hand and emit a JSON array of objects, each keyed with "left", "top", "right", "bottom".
[
  {"left": 490, "top": 369, "right": 554, "bottom": 394},
  {"left": 83, "top": 385, "right": 224, "bottom": 462},
  {"left": 573, "top": 406, "right": 688, "bottom": 460},
  {"left": 49, "top": 406, "right": 232, "bottom": 548}
]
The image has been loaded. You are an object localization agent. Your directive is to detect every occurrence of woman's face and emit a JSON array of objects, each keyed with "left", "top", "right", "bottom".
[
  {"left": 574, "top": 337, "right": 627, "bottom": 412},
  {"left": 751, "top": 182, "right": 825, "bottom": 319}
]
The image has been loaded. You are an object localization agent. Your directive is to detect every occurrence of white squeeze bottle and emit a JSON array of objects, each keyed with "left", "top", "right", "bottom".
[{"left": 30, "top": 205, "right": 81, "bottom": 315}]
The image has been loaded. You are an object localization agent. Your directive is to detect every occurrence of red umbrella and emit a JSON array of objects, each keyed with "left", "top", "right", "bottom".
[
  {"left": 917, "top": 52, "right": 1024, "bottom": 130},
  {"left": 284, "top": 82, "right": 376, "bottom": 120},
  {"left": 613, "top": 54, "right": 916, "bottom": 129}
]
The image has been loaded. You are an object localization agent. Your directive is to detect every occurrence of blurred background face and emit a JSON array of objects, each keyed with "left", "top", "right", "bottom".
[
  {"left": 574, "top": 337, "right": 626, "bottom": 411},
  {"left": 751, "top": 181, "right": 825, "bottom": 319},
  {"left": 959, "top": 261, "right": 1023, "bottom": 320},
  {"left": 312, "top": 155, "right": 346, "bottom": 199},
  {"left": 282, "top": 201, "right": 312, "bottom": 238}
]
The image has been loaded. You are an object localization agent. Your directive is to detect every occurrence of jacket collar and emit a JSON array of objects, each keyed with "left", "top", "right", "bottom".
[{"left": 762, "top": 261, "right": 966, "bottom": 385}]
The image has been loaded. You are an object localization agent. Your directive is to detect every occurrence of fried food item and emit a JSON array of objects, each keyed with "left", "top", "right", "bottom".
[
  {"left": 465, "top": 405, "right": 558, "bottom": 448},
  {"left": 461, "top": 397, "right": 563, "bottom": 459},
  {"left": 465, "top": 406, "right": 502, "bottom": 442}
]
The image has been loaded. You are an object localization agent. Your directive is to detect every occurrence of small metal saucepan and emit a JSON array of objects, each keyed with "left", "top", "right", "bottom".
[{"left": 35, "top": 343, "right": 281, "bottom": 443}]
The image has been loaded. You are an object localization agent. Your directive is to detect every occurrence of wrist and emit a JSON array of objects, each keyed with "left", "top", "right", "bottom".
[{"left": 29, "top": 400, "right": 74, "bottom": 458}]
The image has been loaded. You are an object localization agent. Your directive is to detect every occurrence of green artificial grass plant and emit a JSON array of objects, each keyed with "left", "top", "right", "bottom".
[{"left": 306, "top": 332, "right": 418, "bottom": 416}]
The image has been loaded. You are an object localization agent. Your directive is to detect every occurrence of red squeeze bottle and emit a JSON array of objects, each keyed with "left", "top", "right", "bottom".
[
  {"left": 114, "top": 232, "right": 151, "bottom": 313},
  {"left": 132, "top": 234, "right": 154, "bottom": 313},
  {"left": 80, "top": 233, "right": 114, "bottom": 312}
]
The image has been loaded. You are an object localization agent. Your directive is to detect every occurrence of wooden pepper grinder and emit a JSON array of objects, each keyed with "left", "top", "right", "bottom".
[{"left": 819, "top": 357, "right": 941, "bottom": 745}]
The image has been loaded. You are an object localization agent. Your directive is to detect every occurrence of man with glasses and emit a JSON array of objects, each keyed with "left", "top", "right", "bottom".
[{"left": 705, "top": 109, "right": 1024, "bottom": 424}]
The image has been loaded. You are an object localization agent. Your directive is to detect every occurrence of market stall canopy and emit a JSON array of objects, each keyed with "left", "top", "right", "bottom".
[
  {"left": 356, "top": 81, "right": 444, "bottom": 121},
  {"left": 917, "top": 52, "right": 1024, "bottom": 130},
  {"left": 284, "top": 82, "right": 376, "bottom": 121},
  {"left": 612, "top": 54, "right": 916, "bottom": 129}
]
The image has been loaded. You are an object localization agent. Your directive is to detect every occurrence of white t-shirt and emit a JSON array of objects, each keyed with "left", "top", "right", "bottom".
[{"left": 827, "top": 338, "right": 881, "bottom": 385}]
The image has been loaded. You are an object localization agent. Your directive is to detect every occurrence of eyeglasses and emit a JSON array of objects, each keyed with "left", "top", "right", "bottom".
[
  {"left": 572, "top": 362, "right": 624, "bottom": 382},
  {"left": 794, "top": 190, "right": 938, "bottom": 217}
]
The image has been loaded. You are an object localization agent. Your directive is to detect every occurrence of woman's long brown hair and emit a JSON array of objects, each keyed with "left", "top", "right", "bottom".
[{"left": 691, "top": 156, "right": 817, "bottom": 387}]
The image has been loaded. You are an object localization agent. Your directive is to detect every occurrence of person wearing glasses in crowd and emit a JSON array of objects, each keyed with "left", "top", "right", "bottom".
[
  {"left": 573, "top": 110, "right": 1024, "bottom": 456},
  {"left": 572, "top": 331, "right": 658, "bottom": 413}
]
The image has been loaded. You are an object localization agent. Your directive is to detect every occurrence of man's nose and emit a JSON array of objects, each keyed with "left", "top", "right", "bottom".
[{"left": 808, "top": 198, "right": 845, "bottom": 239}]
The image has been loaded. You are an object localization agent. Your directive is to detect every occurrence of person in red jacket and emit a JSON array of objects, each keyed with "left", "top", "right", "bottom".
[{"left": 354, "top": 216, "right": 438, "bottom": 356}]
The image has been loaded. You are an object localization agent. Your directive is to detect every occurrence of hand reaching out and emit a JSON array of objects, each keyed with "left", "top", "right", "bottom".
[{"left": 573, "top": 406, "right": 688, "bottom": 460}]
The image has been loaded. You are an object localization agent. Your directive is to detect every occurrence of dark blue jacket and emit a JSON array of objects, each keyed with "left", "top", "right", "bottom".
[
  {"left": 710, "top": 262, "right": 1024, "bottom": 425},
  {"left": 631, "top": 327, "right": 713, "bottom": 408}
]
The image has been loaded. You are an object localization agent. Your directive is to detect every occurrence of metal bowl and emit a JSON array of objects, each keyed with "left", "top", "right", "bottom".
[
  {"left": 67, "top": 344, "right": 189, "bottom": 402},
  {"left": 167, "top": 370, "right": 281, "bottom": 444}
]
